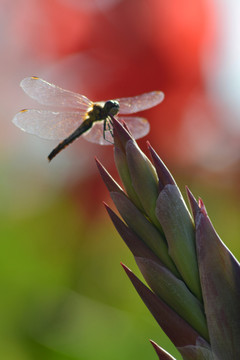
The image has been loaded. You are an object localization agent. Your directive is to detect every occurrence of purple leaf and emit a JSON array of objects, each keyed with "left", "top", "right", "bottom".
[
  {"left": 185, "top": 186, "right": 199, "bottom": 220},
  {"left": 195, "top": 199, "right": 240, "bottom": 359},
  {"left": 147, "top": 142, "right": 176, "bottom": 191},
  {"left": 95, "top": 157, "right": 123, "bottom": 193},
  {"left": 110, "top": 118, "right": 144, "bottom": 211},
  {"left": 105, "top": 204, "right": 163, "bottom": 264},
  {"left": 111, "top": 116, "right": 134, "bottom": 150},
  {"left": 110, "top": 191, "right": 179, "bottom": 276},
  {"left": 121, "top": 264, "right": 209, "bottom": 349},
  {"left": 150, "top": 340, "right": 177, "bottom": 360},
  {"left": 136, "top": 257, "right": 209, "bottom": 341}
]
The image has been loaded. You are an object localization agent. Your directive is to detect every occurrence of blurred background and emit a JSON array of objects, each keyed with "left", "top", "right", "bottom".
[{"left": 1, "top": 0, "right": 240, "bottom": 359}]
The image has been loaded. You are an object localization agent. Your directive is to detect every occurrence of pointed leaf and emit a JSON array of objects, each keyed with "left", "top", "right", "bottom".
[
  {"left": 112, "top": 117, "right": 144, "bottom": 211},
  {"left": 95, "top": 157, "right": 123, "bottom": 193},
  {"left": 105, "top": 204, "right": 163, "bottom": 264},
  {"left": 147, "top": 142, "right": 176, "bottom": 191},
  {"left": 136, "top": 257, "right": 209, "bottom": 341},
  {"left": 156, "top": 184, "right": 202, "bottom": 301},
  {"left": 194, "top": 200, "right": 240, "bottom": 359},
  {"left": 150, "top": 340, "right": 177, "bottom": 360},
  {"left": 185, "top": 187, "right": 199, "bottom": 220},
  {"left": 121, "top": 264, "right": 209, "bottom": 349},
  {"left": 112, "top": 115, "right": 133, "bottom": 149},
  {"left": 110, "top": 191, "right": 179, "bottom": 276},
  {"left": 126, "top": 139, "right": 161, "bottom": 228}
]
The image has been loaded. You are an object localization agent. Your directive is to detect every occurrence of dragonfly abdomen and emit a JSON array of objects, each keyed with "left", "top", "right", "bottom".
[{"left": 48, "top": 118, "right": 93, "bottom": 161}]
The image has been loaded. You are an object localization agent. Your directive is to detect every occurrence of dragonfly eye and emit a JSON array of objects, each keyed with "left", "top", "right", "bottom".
[{"left": 104, "top": 100, "right": 119, "bottom": 116}]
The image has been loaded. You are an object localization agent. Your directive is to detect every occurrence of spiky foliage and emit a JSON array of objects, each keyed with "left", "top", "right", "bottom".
[{"left": 96, "top": 117, "right": 240, "bottom": 360}]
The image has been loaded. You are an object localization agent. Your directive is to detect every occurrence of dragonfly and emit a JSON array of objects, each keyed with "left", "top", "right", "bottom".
[{"left": 12, "top": 77, "right": 164, "bottom": 161}]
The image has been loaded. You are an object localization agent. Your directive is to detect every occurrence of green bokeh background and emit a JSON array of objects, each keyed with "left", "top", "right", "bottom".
[
  {"left": 1, "top": 158, "right": 239, "bottom": 360},
  {"left": 1, "top": 1, "right": 240, "bottom": 359}
]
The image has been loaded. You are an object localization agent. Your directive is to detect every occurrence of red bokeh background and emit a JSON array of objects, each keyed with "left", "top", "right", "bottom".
[
  {"left": 1, "top": 2, "right": 240, "bottom": 359},
  {"left": 2, "top": 0, "right": 239, "bottom": 213}
]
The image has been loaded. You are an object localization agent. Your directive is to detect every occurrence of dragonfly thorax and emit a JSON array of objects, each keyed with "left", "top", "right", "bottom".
[{"left": 88, "top": 101, "right": 120, "bottom": 122}]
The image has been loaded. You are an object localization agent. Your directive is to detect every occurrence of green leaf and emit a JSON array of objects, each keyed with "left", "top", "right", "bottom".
[
  {"left": 105, "top": 204, "right": 164, "bottom": 264},
  {"left": 110, "top": 191, "right": 179, "bottom": 276},
  {"left": 122, "top": 264, "right": 210, "bottom": 350},
  {"left": 126, "top": 140, "right": 161, "bottom": 229},
  {"left": 112, "top": 117, "right": 145, "bottom": 211},
  {"left": 156, "top": 185, "right": 202, "bottom": 301},
  {"left": 136, "top": 257, "right": 209, "bottom": 341}
]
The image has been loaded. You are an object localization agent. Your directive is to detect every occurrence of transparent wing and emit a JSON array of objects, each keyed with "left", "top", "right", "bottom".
[
  {"left": 12, "top": 109, "right": 85, "bottom": 140},
  {"left": 82, "top": 116, "right": 150, "bottom": 145},
  {"left": 115, "top": 91, "right": 164, "bottom": 114},
  {"left": 118, "top": 116, "right": 150, "bottom": 139},
  {"left": 82, "top": 120, "right": 111, "bottom": 145},
  {"left": 20, "top": 77, "right": 92, "bottom": 110}
]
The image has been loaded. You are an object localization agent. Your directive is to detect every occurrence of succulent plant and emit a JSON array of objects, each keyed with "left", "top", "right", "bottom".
[{"left": 96, "top": 117, "right": 240, "bottom": 360}]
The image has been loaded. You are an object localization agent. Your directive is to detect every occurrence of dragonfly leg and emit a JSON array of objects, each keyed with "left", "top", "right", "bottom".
[{"left": 103, "top": 117, "right": 114, "bottom": 144}]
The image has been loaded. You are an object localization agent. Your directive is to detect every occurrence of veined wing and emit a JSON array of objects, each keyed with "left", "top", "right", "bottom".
[
  {"left": 12, "top": 109, "right": 84, "bottom": 140},
  {"left": 83, "top": 120, "right": 111, "bottom": 145},
  {"left": 115, "top": 91, "right": 164, "bottom": 114},
  {"left": 118, "top": 116, "right": 150, "bottom": 139},
  {"left": 20, "top": 77, "right": 92, "bottom": 110},
  {"left": 82, "top": 116, "right": 150, "bottom": 145}
]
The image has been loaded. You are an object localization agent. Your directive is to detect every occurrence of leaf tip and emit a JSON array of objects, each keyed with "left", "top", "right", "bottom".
[
  {"left": 198, "top": 198, "right": 208, "bottom": 216},
  {"left": 147, "top": 143, "right": 175, "bottom": 189},
  {"left": 185, "top": 186, "right": 199, "bottom": 219},
  {"left": 95, "top": 157, "right": 123, "bottom": 193},
  {"left": 150, "top": 340, "right": 176, "bottom": 359},
  {"left": 111, "top": 116, "right": 133, "bottom": 148}
]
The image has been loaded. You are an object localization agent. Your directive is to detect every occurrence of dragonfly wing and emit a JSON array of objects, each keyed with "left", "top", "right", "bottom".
[
  {"left": 20, "top": 77, "right": 92, "bottom": 110},
  {"left": 118, "top": 116, "right": 150, "bottom": 139},
  {"left": 82, "top": 116, "right": 150, "bottom": 145},
  {"left": 82, "top": 120, "right": 112, "bottom": 145},
  {"left": 12, "top": 109, "right": 84, "bottom": 140},
  {"left": 115, "top": 91, "right": 164, "bottom": 114}
]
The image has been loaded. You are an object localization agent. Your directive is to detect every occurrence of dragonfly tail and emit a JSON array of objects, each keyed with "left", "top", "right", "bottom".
[{"left": 48, "top": 121, "right": 92, "bottom": 161}]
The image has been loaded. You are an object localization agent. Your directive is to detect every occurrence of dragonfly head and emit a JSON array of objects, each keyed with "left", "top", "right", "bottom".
[{"left": 104, "top": 100, "right": 119, "bottom": 116}]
